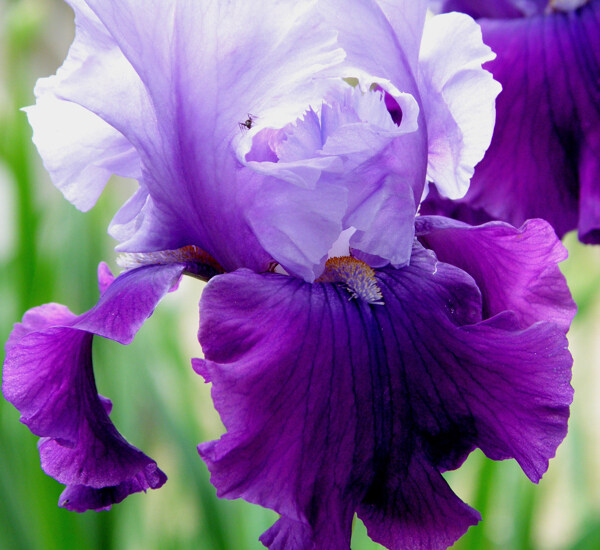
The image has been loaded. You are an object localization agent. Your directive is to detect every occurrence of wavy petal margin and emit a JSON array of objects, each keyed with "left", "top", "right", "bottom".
[
  {"left": 3, "top": 263, "right": 184, "bottom": 511},
  {"left": 196, "top": 219, "right": 573, "bottom": 549}
]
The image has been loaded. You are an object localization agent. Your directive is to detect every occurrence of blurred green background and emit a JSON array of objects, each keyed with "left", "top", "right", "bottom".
[{"left": 1, "top": 1, "right": 600, "bottom": 549}]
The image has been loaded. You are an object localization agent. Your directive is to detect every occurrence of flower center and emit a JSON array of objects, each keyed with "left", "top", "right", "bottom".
[
  {"left": 117, "top": 245, "right": 224, "bottom": 281},
  {"left": 317, "top": 256, "right": 384, "bottom": 305},
  {"left": 238, "top": 78, "right": 416, "bottom": 171}
]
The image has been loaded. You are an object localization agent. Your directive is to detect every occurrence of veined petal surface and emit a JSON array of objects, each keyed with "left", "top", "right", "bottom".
[
  {"left": 415, "top": 216, "right": 576, "bottom": 331},
  {"left": 196, "top": 221, "right": 573, "bottom": 549}
]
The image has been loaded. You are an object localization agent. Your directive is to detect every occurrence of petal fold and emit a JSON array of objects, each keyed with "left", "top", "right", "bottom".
[
  {"left": 418, "top": 13, "right": 501, "bottom": 198},
  {"left": 415, "top": 216, "right": 576, "bottom": 331},
  {"left": 2, "top": 263, "right": 184, "bottom": 510}
]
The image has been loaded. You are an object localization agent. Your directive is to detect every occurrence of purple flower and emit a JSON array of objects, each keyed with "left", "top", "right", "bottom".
[
  {"left": 2, "top": 1, "right": 575, "bottom": 547},
  {"left": 423, "top": 0, "right": 600, "bottom": 243}
]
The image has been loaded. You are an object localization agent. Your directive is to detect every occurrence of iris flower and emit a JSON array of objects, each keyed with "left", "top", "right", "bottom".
[
  {"left": 3, "top": 1, "right": 575, "bottom": 548},
  {"left": 423, "top": 0, "right": 600, "bottom": 243}
]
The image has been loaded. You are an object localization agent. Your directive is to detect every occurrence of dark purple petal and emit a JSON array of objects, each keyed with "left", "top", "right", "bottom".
[
  {"left": 425, "top": 0, "right": 600, "bottom": 243},
  {"left": 73, "top": 263, "right": 186, "bottom": 343},
  {"left": 358, "top": 454, "right": 480, "bottom": 550},
  {"left": 5, "top": 303, "right": 76, "bottom": 353},
  {"left": 196, "top": 244, "right": 572, "bottom": 548},
  {"left": 416, "top": 216, "right": 576, "bottom": 331},
  {"left": 57, "top": 467, "right": 166, "bottom": 512},
  {"left": 4, "top": 308, "right": 81, "bottom": 442},
  {"left": 420, "top": 183, "right": 496, "bottom": 226},
  {"left": 32, "top": 329, "right": 164, "bottom": 489},
  {"left": 259, "top": 518, "right": 313, "bottom": 550},
  {"left": 4, "top": 325, "right": 167, "bottom": 511},
  {"left": 2, "top": 263, "right": 183, "bottom": 510}
]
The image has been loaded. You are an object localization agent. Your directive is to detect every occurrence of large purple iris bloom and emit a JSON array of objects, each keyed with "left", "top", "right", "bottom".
[
  {"left": 2, "top": 0, "right": 575, "bottom": 548},
  {"left": 424, "top": 0, "right": 600, "bottom": 243}
]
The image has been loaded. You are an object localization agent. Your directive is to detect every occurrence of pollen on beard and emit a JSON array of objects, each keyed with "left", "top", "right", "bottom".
[{"left": 317, "top": 256, "right": 384, "bottom": 305}]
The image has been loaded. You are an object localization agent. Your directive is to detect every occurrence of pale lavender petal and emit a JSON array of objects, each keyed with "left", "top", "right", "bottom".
[
  {"left": 345, "top": 172, "right": 416, "bottom": 268},
  {"left": 315, "top": 0, "right": 429, "bottom": 269},
  {"left": 318, "top": 0, "right": 428, "bottom": 200},
  {"left": 244, "top": 175, "right": 347, "bottom": 282},
  {"left": 23, "top": 0, "right": 142, "bottom": 212},
  {"left": 314, "top": 0, "right": 501, "bottom": 266},
  {"left": 24, "top": 97, "right": 140, "bottom": 212},
  {"left": 418, "top": 13, "right": 501, "bottom": 198},
  {"left": 245, "top": 109, "right": 343, "bottom": 190},
  {"left": 319, "top": 0, "right": 426, "bottom": 86},
  {"left": 243, "top": 82, "right": 418, "bottom": 277},
  {"left": 274, "top": 109, "right": 324, "bottom": 164}
]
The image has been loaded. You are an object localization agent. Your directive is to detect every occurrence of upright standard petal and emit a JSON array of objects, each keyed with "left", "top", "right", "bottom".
[
  {"left": 3, "top": 263, "right": 185, "bottom": 511},
  {"left": 23, "top": 0, "right": 142, "bottom": 212},
  {"left": 196, "top": 226, "right": 573, "bottom": 549},
  {"left": 318, "top": 0, "right": 500, "bottom": 201},
  {"left": 424, "top": 0, "right": 600, "bottom": 243},
  {"left": 30, "top": 0, "right": 352, "bottom": 275},
  {"left": 418, "top": 13, "right": 501, "bottom": 199},
  {"left": 282, "top": 0, "right": 500, "bottom": 270}
]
